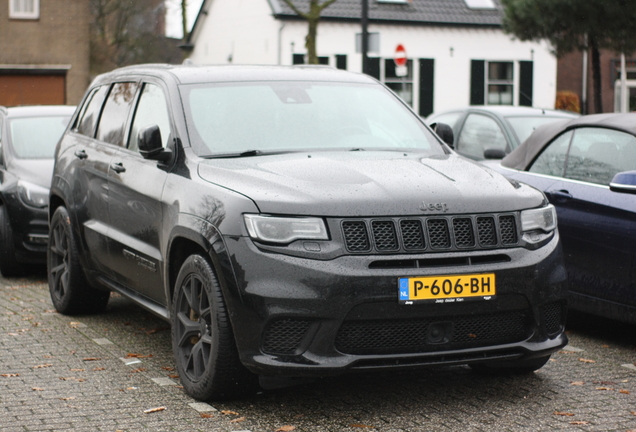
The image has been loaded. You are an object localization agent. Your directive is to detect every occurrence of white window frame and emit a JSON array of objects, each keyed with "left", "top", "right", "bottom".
[
  {"left": 9, "top": 0, "right": 40, "bottom": 20},
  {"left": 486, "top": 61, "right": 515, "bottom": 106}
]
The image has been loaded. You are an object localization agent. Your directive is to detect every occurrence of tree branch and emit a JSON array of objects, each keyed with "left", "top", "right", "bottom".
[{"left": 281, "top": 0, "right": 309, "bottom": 19}]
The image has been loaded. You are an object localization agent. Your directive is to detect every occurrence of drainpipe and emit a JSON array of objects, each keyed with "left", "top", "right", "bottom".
[
  {"left": 278, "top": 22, "right": 286, "bottom": 65},
  {"left": 620, "top": 53, "right": 628, "bottom": 113},
  {"left": 581, "top": 47, "right": 588, "bottom": 114}
]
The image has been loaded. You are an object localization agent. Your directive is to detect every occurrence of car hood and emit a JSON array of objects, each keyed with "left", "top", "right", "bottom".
[
  {"left": 197, "top": 151, "right": 544, "bottom": 217},
  {"left": 7, "top": 157, "right": 54, "bottom": 189}
]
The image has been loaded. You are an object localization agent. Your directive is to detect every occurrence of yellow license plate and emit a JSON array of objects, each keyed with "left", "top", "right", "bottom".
[{"left": 398, "top": 273, "right": 496, "bottom": 304}]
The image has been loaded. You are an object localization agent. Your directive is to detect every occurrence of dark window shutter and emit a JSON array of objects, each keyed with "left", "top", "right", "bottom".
[
  {"left": 293, "top": 54, "right": 305, "bottom": 65},
  {"left": 470, "top": 60, "right": 485, "bottom": 105},
  {"left": 519, "top": 61, "right": 533, "bottom": 106},
  {"left": 419, "top": 58, "right": 434, "bottom": 117},
  {"left": 318, "top": 56, "right": 329, "bottom": 65},
  {"left": 336, "top": 54, "right": 347, "bottom": 70},
  {"left": 368, "top": 57, "right": 381, "bottom": 80}
]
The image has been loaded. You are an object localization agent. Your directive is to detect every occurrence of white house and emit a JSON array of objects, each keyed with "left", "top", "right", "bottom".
[{"left": 185, "top": 0, "right": 556, "bottom": 117}]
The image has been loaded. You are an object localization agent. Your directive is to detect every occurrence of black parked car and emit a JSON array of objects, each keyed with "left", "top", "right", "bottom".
[
  {"left": 0, "top": 105, "right": 75, "bottom": 276},
  {"left": 48, "top": 64, "right": 567, "bottom": 401},
  {"left": 484, "top": 113, "right": 636, "bottom": 324},
  {"left": 427, "top": 106, "right": 578, "bottom": 160}
]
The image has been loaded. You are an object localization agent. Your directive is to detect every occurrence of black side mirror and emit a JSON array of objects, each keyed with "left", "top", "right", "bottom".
[
  {"left": 138, "top": 125, "right": 172, "bottom": 163},
  {"left": 484, "top": 148, "right": 507, "bottom": 159},
  {"left": 609, "top": 170, "right": 636, "bottom": 194},
  {"left": 430, "top": 122, "right": 454, "bottom": 148}
]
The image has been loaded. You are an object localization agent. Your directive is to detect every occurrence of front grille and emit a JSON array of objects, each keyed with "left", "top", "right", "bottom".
[
  {"left": 262, "top": 319, "right": 312, "bottom": 355},
  {"left": 335, "top": 310, "right": 530, "bottom": 355},
  {"left": 341, "top": 213, "right": 519, "bottom": 254}
]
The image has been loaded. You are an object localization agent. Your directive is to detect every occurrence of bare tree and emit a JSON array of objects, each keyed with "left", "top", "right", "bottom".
[{"left": 281, "top": 0, "right": 338, "bottom": 64}]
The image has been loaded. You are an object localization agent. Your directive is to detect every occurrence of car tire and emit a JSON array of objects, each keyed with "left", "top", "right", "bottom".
[
  {"left": 0, "top": 205, "right": 25, "bottom": 277},
  {"left": 172, "top": 254, "right": 257, "bottom": 401},
  {"left": 48, "top": 206, "right": 110, "bottom": 315},
  {"left": 470, "top": 355, "right": 551, "bottom": 375}
]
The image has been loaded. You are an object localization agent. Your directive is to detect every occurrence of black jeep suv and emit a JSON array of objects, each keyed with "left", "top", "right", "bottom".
[{"left": 48, "top": 64, "right": 567, "bottom": 400}]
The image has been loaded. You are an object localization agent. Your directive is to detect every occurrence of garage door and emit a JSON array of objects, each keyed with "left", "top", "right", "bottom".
[{"left": 0, "top": 74, "right": 66, "bottom": 106}]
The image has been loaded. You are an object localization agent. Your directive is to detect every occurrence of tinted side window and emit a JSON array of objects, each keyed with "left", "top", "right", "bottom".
[
  {"left": 529, "top": 130, "right": 572, "bottom": 177},
  {"left": 75, "top": 85, "right": 109, "bottom": 137},
  {"left": 96, "top": 82, "right": 139, "bottom": 147},
  {"left": 128, "top": 83, "right": 172, "bottom": 153},
  {"left": 456, "top": 113, "right": 507, "bottom": 159},
  {"left": 565, "top": 127, "right": 636, "bottom": 185}
]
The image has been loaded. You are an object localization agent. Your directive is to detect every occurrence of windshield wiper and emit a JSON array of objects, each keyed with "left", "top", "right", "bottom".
[{"left": 202, "top": 149, "right": 264, "bottom": 159}]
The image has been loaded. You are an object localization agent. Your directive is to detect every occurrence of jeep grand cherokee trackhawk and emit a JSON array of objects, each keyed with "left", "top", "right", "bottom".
[{"left": 48, "top": 64, "right": 567, "bottom": 401}]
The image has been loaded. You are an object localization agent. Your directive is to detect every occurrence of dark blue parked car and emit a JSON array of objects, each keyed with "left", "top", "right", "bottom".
[{"left": 484, "top": 113, "right": 636, "bottom": 324}]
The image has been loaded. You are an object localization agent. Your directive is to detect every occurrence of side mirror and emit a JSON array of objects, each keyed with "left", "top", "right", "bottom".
[
  {"left": 138, "top": 125, "right": 172, "bottom": 163},
  {"left": 430, "top": 122, "right": 454, "bottom": 148},
  {"left": 484, "top": 148, "right": 507, "bottom": 160},
  {"left": 609, "top": 171, "right": 636, "bottom": 194}
]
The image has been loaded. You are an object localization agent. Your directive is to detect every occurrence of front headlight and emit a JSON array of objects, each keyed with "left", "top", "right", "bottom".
[
  {"left": 520, "top": 204, "right": 557, "bottom": 232},
  {"left": 520, "top": 204, "right": 557, "bottom": 245},
  {"left": 17, "top": 180, "right": 49, "bottom": 208},
  {"left": 244, "top": 214, "right": 329, "bottom": 244}
]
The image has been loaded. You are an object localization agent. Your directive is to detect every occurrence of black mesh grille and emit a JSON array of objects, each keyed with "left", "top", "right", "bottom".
[
  {"left": 477, "top": 217, "right": 497, "bottom": 246},
  {"left": 499, "top": 215, "right": 518, "bottom": 245},
  {"left": 335, "top": 310, "right": 530, "bottom": 355},
  {"left": 342, "top": 221, "right": 371, "bottom": 252},
  {"left": 543, "top": 302, "right": 564, "bottom": 335},
  {"left": 262, "top": 319, "right": 311, "bottom": 355},
  {"left": 372, "top": 221, "right": 398, "bottom": 251},
  {"left": 428, "top": 219, "right": 451, "bottom": 249},
  {"left": 453, "top": 218, "right": 475, "bottom": 248},
  {"left": 400, "top": 220, "right": 425, "bottom": 250},
  {"left": 341, "top": 213, "right": 519, "bottom": 253}
]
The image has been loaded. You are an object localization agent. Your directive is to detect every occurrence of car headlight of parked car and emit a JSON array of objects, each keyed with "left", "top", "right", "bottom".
[
  {"left": 17, "top": 180, "right": 49, "bottom": 208},
  {"left": 244, "top": 214, "right": 329, "bottom": 244},
  {"left": 520, "top": 204, "right": 557, "bottom": 244}
]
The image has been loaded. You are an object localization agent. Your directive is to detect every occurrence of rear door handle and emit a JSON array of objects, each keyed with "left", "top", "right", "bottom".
[
  {"left": 74, "top": 149, "right": 88, "bottom": 160},
  {"left": 110, "top": 162, "right": 126, "bottom": 173}
]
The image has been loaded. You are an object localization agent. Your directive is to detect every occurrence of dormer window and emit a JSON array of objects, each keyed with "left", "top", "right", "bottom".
[
  {"left": 464, "top": 0, "right": 496, "bottom": 9},
  {"left": 9, "top": 0, "right": 40, "bottom": 20}
]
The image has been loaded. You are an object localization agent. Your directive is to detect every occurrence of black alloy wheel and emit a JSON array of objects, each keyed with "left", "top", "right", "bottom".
[
  {"left": 172, "top": 254, "right": 256, "bottom": 401},
  {"left": 48, "top": 206, "right": 109, "bottom": 315}
]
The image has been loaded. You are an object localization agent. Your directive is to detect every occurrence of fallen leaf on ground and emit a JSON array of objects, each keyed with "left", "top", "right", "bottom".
[
  {"left": 130, "top": 368, "right": 146, "bottom": 373},
  {"left": 596, "top": 387, "right": 613, "bottom": 391},
  {"left": 70, "top": 369, "right": 85, "bottom": 372},
  {"left": 59, "top": 397, "right": 75, "bottom": 401},
  {"left": 221, "top": 410, "right": 240, "bottom": 416},
  {"left": 230, "top": 417, "right": 246, "bottom": 423},
  {"left": 31, "top": 387, "right": 44, "bottom": 391},
  {"left": 578, "top": 358, "right": 596, "bottom": 363},
  {"left": 350, "top": 425, "right": 375, "bottom": 428},
  {"left": 168, "top": 374, "right": 179, "bottom": 379},
  {"left": 59, "top": 377, "right": 85, "bottom": 382},
  {"left": 146, "top": 327, "right": 169, "bottom": 334},
  {"left": 92, "top": 367, "right": 105, "bottom": 371},
  {"left": 1, "top": 373, "right": 19, "bottom": 377},
  {"left": 161, "top": 367, "right": 175, "bottom": 371},
  {"left": 200, "top": 413, "right": 214, "bottom": 418},
  {"left": 275, "top": 426, "right": 295, "bottom": 432},
  {"left": 144, "top": 406, "right": 166, "bottom": 414},
  {"left": 554, "top": 411, "right": 575, "bottom": 416},
  {"left": 601, "top": 344, "right": 609, "bottom": 348},
  {"left": 619, "top": 389, "right": 631, "bottom": 394},
  {"left": 82, "top": 358, "right": 101, "bottom": 361},
  {"left": 32, "top": 364, "right": 53, "bottom": 369},
  {"left": 125, "top": 353, "right": 153, "bottom": 359},
  {"left": 571, "top": 381, "right": 585, "bottom": 386},
  {"left": 570, "top": 421, "right": 590, "bottom": 425}
]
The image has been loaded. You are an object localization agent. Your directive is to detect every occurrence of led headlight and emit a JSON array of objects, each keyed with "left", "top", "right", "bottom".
[
  {"left": 17, "top": 181, "right": 49, "bottom": 208},
  {"left": 244, "top": 214, "right": 329, "bottom": 244},
  {"left": 520, "top": 204, "right": 557, "bottom": 232}
]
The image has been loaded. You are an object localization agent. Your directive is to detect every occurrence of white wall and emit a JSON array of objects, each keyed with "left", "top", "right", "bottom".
[{"left": 189, "top": 0, "right": 557, "bottom": 114}]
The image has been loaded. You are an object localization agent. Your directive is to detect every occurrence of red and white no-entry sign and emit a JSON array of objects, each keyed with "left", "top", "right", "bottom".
[{"left": 394, "top": 44, "right": 407, "bottom": 67}]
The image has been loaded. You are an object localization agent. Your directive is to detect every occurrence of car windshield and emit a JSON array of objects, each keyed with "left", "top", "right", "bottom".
[
  {"left": 506, "top": 116, "right": 570, "bottom": 145},
  {"left": 8, "top": 116, "right": 71, "bottom": 159},
  {"left": 181, "top": 81, "right": 442, "bottom": 157}
]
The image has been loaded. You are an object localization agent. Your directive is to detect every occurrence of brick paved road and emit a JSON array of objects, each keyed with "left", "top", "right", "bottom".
[{"left": 1, "top": 272, "right": 636, "bottom": 432}]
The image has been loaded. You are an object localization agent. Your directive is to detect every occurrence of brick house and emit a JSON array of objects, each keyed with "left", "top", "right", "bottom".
[
  {"left": 558, "top": 50, "right": 636, "bottom": 114},
  {"left": 0, "top": 0, "right": 90, "bottom": 106}
]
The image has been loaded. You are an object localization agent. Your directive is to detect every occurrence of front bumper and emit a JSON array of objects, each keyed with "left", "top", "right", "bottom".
[
  {"left": 4, "top": 193, "right": 49, "bottom": 264},
  {"left": 223, "top": 232, "right": 568, "bottom": 377}
]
